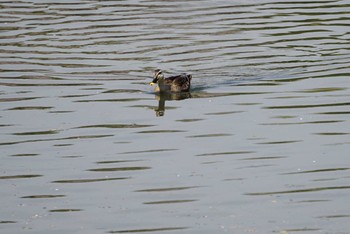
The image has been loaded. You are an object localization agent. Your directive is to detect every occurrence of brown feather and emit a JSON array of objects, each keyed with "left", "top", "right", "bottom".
[
  {"left": 167, "top": 74, "right": 191, "bottom": 92},
  {"left": 152, "top": 70, "right": 192, "bottom": 93}
]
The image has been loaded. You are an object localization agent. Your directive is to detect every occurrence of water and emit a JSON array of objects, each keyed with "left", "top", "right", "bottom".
[{"left": 1, "top": 0, "right": 350, "bottom": 233}]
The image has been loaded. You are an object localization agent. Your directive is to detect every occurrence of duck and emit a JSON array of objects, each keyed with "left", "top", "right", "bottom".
[{"left": 150, "top": 69, "right": 192, "bottom": 93}]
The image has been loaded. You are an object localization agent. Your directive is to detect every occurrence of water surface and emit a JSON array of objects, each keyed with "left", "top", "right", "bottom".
[{"left": 1, "top": 0, "right": 350, "bottom": 233}]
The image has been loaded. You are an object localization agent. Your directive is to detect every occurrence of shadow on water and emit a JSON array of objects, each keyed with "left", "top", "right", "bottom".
[
  {"left": 149, "top": 71, "right": 274, "bottom": 117},
  {"left": 153, "top": 92, "right": 191, "bottom": 117},
  {"left": 151, "top": 83, "right": 270, "bottom": 117}
]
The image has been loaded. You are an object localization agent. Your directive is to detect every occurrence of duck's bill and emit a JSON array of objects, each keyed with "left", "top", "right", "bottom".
[{"left": 150, "top": 77, "right": 158, "bottom": 86}]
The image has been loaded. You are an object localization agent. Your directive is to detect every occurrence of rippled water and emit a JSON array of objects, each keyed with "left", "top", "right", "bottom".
[{"left": 1, "top": 0, "right": 350, "bottom": 233}]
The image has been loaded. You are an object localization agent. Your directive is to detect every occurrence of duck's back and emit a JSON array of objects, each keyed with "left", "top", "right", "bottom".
[{"left": 166, "top": 74, "right": 192, "bottom": 92}]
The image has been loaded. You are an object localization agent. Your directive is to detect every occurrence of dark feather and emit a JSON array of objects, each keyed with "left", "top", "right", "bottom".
[
  {"left": 153, "top": 70, "right": 192, "bottom": 92},
  {"left": 169, "top": 74, "right": 191, "bottom": 92}
]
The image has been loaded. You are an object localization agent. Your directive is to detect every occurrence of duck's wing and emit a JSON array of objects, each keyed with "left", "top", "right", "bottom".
[
  {"left": 173, "top": 74, "right": 191, "bottom": 92},
  {"left": 165, "top": 74, "right": 189, "bottom": 83},
  {"left": 164, "top": 74, "right": 184, "bottom": 84}
]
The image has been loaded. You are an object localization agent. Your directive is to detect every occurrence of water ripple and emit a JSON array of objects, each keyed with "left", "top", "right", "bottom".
[
  {"left": 21, "top": 195, "right": 65, "bottom": 199},
  {"left": 135, "top": 186, "right": 200, "bottom": 193},
  {"left": 52, "top": 177, "right": 130, "bottom": 183},
  {"left": 246, "top": 186, "right": 350, "bottom": 196},
  {"left": 0, "top": 174, "right": 42, "bottom": 180},
  {"left": 108, "top": 227, "right": 189, "bottom": 233},
  {"left": 88, "top": 167, "right": 151, "bottom": 172},
  {"left": 1, "top": 0, "right": 350, "bottom": 233}
]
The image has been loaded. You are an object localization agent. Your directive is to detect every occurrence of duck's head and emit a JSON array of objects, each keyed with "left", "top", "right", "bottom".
[{"left": 150, "top": 69, "right": 164, "bottom": 86}]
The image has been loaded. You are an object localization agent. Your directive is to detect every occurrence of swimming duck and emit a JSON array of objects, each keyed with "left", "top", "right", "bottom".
[{"left": 150, "top": 69, "right": 192, "bottom": 93}]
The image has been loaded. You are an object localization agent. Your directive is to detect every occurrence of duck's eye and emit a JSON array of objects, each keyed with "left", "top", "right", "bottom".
[{"left": 155, "top": 72, "right": 161, "bottom": 78}]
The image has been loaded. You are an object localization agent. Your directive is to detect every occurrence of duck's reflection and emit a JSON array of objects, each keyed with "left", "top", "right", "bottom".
[{"left": 154, "top": 92, "right": 191, "bottom": 117}]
